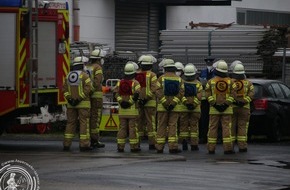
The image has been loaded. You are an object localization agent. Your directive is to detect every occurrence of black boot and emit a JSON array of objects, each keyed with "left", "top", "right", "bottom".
[
  {"left": 149, "top": 145, "right": 156, "bottom": 150},
  {"left": 91, "top": 140, "right": 105, "bottom": 148},
  {"left": 190, "top": 145, "right": 199, "bottom": 151},
  {"left": 169, "top": 149, "right": 182, "bottom": 154},
  {"left": 80, "top": 146, "right": 93, "bottom": 152},
  {"left": 182, "top": 139, "right": 188, "bottom": 151},
  {"left": 224, "top": 150, "right": 235, "bottom": 155},
  {"left": 131, "top": 148, "right": 141, "bottom": 153}
]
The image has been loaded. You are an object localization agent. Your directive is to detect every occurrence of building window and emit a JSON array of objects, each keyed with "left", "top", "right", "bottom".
[{"left": 237, "top": 9, "right": 290, "bottom": 25}]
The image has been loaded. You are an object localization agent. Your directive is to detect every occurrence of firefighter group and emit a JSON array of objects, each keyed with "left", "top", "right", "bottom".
[{"left": 62, "top": 49, "right": 254, "bottom": 154}]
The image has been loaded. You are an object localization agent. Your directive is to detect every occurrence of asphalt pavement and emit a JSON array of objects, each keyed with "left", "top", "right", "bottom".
[{"left": 0, "top": 133, "right": 290, "bottom": 190}]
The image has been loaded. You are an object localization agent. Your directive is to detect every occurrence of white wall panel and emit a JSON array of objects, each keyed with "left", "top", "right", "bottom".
[{"left": 79, "top": 0, "right": 115, "bottom": 49}]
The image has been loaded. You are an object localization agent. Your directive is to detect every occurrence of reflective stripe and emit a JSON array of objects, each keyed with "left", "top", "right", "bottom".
[
  {"left": 160, "top": 97, "right": 166, "bottom": 104},
  {"left": 129, "top": 139, "right": 139, "bottom": 144},
  {"left": 208, "top": 138, "right": 217, "bottom": 144},
  {"left": 95, "top": 70, "right": 102, "bottom": 75},
  {"left": 190, "top": 132, "right": 198, "bottom": 138},
  {"left": 146, "top": 72, "right": 152, "bottom": 97},
  {"left": 67, "top": 100, "right": 91, "bottom": 108},
  {"left": 173, "top": 96, "right": 180, "bottom": 103},
  {"left": 148, "top": 131, "right": 156, "bottom": 137},
  {"left": 168, "top": 137, "right": 178, "bottom": 143},
  {"left": 156, "top": 138, "right": 166, "bottom": 144},
  {"left": 80, "top": 134, "right": 89, "bottom": 140},
  {"left": 237, "top": 136, "right": 247, "bottom": 142},
  {"left": 193, "top": 97, "right": 200, "bottom": 105},
  {"left": 223, "top": 137, "right": 232, "bottom": 143},
  {"left": 91, "top": 91, "right": 103, "bottom": 98},
  {"left": 118, "top": 106, "right": 139, "bottom": 116},
  {"left": 244, "top": 96, "right": 252, "bottom": 103},
  {"left": 144, "top": 99, "right": 156, "bottom": 107},
  {"left": 208, "top": 96, "right": 214, "bottom": 103},
  {"left": 181, "top": 97, "right": 187, "bottom": 103},
  {"left": 179, "top": 132, "right": 189, "bottom": 138},
  {"left": 117, "top": 97, "right": 122, "bottom": 102},
  {"left": 64, "top": 134, "right": 74, "bottom": 139},
  {"left": 117, "top": 139, "right": 126, "bottom": 144}
]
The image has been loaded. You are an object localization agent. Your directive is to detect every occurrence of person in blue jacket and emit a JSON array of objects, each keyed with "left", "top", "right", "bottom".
[{"left": 199, "top": 56, "right": 216, "bottom": 143}]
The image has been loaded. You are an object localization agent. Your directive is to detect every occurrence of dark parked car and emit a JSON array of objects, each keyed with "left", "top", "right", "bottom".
[{"left": 248, "top": 79, "right": 290, "bottom": 141}]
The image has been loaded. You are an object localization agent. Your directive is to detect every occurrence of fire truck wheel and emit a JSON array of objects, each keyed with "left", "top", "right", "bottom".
[{"left": 36, "top": 124, "right": 47, "bottom": 134}]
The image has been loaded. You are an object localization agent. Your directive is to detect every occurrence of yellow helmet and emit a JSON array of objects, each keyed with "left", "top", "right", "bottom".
[
  {"left": 184, "top": 63, "right": 197, "bottom": 76},
  {"left": 233, "top": 63, "right": 245, "bottom": 74},
  {"left": 175, "top": 62, "right": 184, "bottom": 71},
  {"left": 124, "top": 62, "right": 136, "bottom": 75},
  {"left": 90, "top": 48, "right": 106, "bottom": 59},
  {"left": 215, "top": 60, "right": 228, "bottom": 73}
]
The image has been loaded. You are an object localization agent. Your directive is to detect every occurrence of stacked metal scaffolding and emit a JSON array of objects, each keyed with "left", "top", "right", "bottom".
[{"left": 159, "top": 25, "right": 270, "bottom": 76}]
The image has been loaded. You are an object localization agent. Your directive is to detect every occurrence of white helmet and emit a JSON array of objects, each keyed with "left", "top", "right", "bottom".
[
  {"left": 126, "top": 61, "right": 139, "bottom": 71},
  {"left": 215, "top": 60, "right": 228, "bottom": 73},
  {"left": 124, "top": 62, "right": 136, "bottom": 75},
  {"left": 90, "top": 48, "right": 106, "bottom": 59},
  {"left": 175, "top": 62, "right": 184, "bottom": 71},
  {"left": 138, "top": 54, "right": 156, "bottom": 65},
  {"left": 184, "top": 63, "right": 197, "bottom": 76},
  {"left": 160, "top": 58, "right": 175, "bottom": 68},
  {"left": 73, "top": 56, "right": 88, "bottom": 66},
  {"left": 233, "top": 63, "right": 245, "bottom": 74},
  {"left": 230, "top": 60, "right": 242, "bottom": 71}
]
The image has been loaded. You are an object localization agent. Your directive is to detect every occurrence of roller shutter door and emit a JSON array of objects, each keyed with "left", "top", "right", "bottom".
[{"left": 115, "top": 2, "right": 159, "bottom": 52}]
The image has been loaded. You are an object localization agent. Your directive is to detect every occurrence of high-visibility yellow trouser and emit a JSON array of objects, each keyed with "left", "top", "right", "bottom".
[{"left": 64, "top": 108, "right": 90, "bottom": 148}]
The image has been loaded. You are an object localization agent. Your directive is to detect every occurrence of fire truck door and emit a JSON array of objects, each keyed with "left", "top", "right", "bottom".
[
  {"left": 38, "top": 22, "right": 56, "bottom": 88},
  {"left": 0, "top": 13, "right": 16, "bottom": 90}
]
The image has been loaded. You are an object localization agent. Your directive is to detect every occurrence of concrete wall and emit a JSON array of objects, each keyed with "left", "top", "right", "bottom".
[{"left": 166, "top": 0, "right": 290, "bottom": 29}]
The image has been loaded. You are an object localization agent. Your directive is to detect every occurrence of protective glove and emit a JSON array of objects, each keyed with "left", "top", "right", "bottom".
[
  {"left": 138, "top": 99, "right": 148, "bottom": 107},
  {"left": 166, "top": 104, "right": 175, "bottom": 111},
  {"left": 234, "top": 101, "right": 245, "bottom": 107},
  {"left": 213, "top": 104, "right": 228, "bottom": 112},
  {"left": 186, "top": 104, "right": 195, "bottom": 110},
  {"left": 132, "top": 93, "right": 139, "bottom": 102},
  {"left": 120, "top": 101, "right": 131, "bottom": 109},
  {"left": 68, "top": 98, "right": 80, "bottom": 106},
  {"left": 220, "top": 104, "right": 229, "bottom": 111}
]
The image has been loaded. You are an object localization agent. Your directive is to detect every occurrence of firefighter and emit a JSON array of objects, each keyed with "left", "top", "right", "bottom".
[
  {"left": 135, "top": 55, "right": 158, "bottom": 150},
  {"left": 63, "top": 56, "right": 93, "bottom": 151},
  {"left": 155, "top": 58, "right": 184, "bottom": 154},
  {"left": 114, "top": 62, "right": 141, "bottom": 152},
  {"left": 174, "top": 62, "right": 184, "bottom": 77},
  {"left": 231, "top": 63, "right": 254, "bottom": 152},
  {"left": 199, "top": 56, "right": 216, "bottom": 143},
  {"left": 85, "top": 48, "right": 106, "bottom": 148},
  {"left": 205, "top": 60, "right": 237, "bottom": 154},
  {"left": 179, "top": 63, "right": 203, "bottom": 151},
  {"left": 174, "top": 61, "right": 187, "bottom": 149}
]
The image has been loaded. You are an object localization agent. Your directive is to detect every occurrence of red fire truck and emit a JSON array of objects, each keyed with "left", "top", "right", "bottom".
[{"left": 0, "top": 0, "right": 70, "bottom": 134}]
